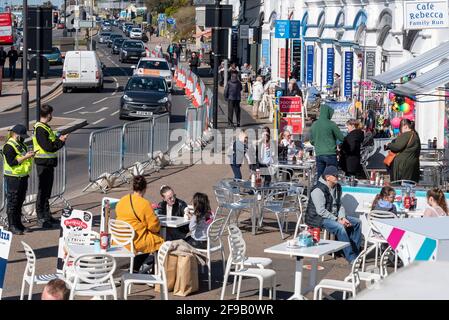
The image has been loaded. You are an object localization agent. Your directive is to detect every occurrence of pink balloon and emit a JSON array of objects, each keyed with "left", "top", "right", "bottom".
[
  {"left": 389, "top": 92, "right": 395, "bottom": 101},
  {"left": 403, "top": 113, "right": 415, "bottom": 121},
  {"left": 391, "top": 117, "right": 401, "bottom": 128}
]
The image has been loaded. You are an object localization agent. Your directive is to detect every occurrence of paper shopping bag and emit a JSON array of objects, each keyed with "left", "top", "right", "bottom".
[
  {"left": 173, "top": 254, "right": 199, "bottom": 296},
  {"left": 155, "top": 254, "right": 178, "bottom": 292}
]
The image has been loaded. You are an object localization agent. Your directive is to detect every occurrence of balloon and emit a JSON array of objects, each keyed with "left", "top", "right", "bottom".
[
  {"left": 402, "top": 102, "right": 410, "bottom": 113},
  {"left": 393, "top": 128, "right": 400, "bottom": 135},
  {"left": 389, "top": 92, "right": 395, "bottom": 101},
  {"left": 355, "top": 101, "right": 362, "bottom": 109},
  {"left": 403, "top": 113, "right": 415, "bottom": 121},
  {"left": 391, "top": 117, "right": 401, "bottom": 128},
  {"left": 392, "top": 103, "right": 400, "bottom": 112}
]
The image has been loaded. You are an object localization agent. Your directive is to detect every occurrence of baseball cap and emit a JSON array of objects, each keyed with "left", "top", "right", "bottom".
[
  {"left": 323, "top": 166, "right": 339, "bottom": 177},
  {"left": 9, "top": 124, "right": 29, "bottom": 138}
]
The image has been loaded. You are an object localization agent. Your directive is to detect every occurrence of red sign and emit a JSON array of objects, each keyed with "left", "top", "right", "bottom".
[
  {"left": 279, "top": 96, "right": 302, "bottom": 113},
  {"left": 279, "top": 48, "right": 291, "bottom": 78},
  {"left": 64, "top": 218, "right": 88, "bottom": 230},
  {"left": 280, "top": 116, "right": 303, "bottom": 134}
]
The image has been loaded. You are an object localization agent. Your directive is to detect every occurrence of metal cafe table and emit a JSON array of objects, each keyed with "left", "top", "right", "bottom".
[{"left": 271, "top": 160, "right": 315, "bottom": 197}]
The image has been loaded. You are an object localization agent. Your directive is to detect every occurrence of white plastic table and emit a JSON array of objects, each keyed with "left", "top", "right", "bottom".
[
  {"left": 67, "top": 244, "right": 135, "bottom": 259},
  {"left": 157, "top": 214, "right": 190, "bottom": 239},
  {"left": 264, "top": 240, "right": 349, "bottom": 300}
]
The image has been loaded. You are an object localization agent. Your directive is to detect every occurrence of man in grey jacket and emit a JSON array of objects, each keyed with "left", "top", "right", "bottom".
[{"left": 305, "top": 166, "right": 361, "bottom": 263}]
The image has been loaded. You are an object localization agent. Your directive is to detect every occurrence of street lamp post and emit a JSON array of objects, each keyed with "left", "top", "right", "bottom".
[
  {"left": 212, "top": 0, "right": 220, "bottom": 130},
  {"left": 21, "top": 0, "right": 29, "bottom": 129},
  {"left": 63, "top": 0, "right": 67, "bottom": 37}
]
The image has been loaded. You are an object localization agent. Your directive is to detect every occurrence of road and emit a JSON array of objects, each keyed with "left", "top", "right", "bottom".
[{"left": 1, "top": 26, "right": 188, "bottom": 198}]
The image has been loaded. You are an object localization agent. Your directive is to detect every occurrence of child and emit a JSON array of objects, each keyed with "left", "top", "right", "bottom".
[
  {"left": 424, "top": 188, "right": 448, "bottom": 217},
  {"left": 371, "top": 186, "right": 398, "bottom": 215},
  {"left": 185, "top": 193, "right": 213, "bottom": 249}
]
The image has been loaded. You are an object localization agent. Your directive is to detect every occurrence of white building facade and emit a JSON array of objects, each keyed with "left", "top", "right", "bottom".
[{"left": 224, "top": 0, "right": 448, "bottom": 147}]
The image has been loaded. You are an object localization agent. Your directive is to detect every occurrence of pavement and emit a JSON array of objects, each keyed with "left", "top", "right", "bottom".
[{"left": 0, "top": 31, "right": 370, "bottom": 301}]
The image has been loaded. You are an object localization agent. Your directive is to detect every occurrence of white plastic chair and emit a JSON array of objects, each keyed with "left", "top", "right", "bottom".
[
  {"left": 362, "top": 210, "right": 398, "bottom": 272},
  {"left": 20, "top": 241, "right": 61, "bottom": 300},
  {"left": 314, "top": 247, "right": 368, "bottom": 300},
  {"left": 63, "top": 231, "right": 101, "bottom": 286},
  {"left": 109, "top": 219, "right": 136, "bottom": 273},
  {"left": 293, "top": 194, "right": 308, "bottom": 239},
  {"left": 196, "top": 218, "right": 226, "bottom": 291},
  {"left": 122, "top": 241, "right": 172, "bottom": 300},
  {"left": 226, "top": 224, "right": 273, "bottom": 295},
  {"left": 220, "top": 224, "right": 276, "bottom": 300},
  {"left": 69, "top": 253, "right": 117, "bottom": 300}
]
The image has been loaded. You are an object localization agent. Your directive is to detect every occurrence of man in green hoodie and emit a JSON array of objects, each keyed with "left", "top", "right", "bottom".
[{"left": 310, "top": 103, "right": 345, "bottom": 179}]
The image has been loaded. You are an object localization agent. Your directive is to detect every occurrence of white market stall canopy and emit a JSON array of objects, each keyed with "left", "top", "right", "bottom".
[
  {"left": 371, "top": 41, "right": 449, "bottom": 85},
  {"left": 392, "top": 59, "right": 449, "bottom": 98}
]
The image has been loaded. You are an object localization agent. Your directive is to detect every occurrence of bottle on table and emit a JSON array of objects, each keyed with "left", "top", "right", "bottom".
[
  {"left": 379, "top": 175, "right": 384, "bottom": 186},
  {"left": 255, "top": 169, "right": 262, "bottom": 187},
  {"left": 375, "top": 172, "right": 380, "bottom": 186},
  {"left": 433, "top": 137, "right": 437, "bottom": 149},
  {"left": 370, "top": 171, "right": 376, "bottom": 185},
  {"left": 428, "top": 139, "right": 432, "bottom": 149},
  {"left": 251, "top": 172, "right": 256, "bottom": 188},
  {"left": 403, "top": 187, "right": 411, "bottom": 209}
]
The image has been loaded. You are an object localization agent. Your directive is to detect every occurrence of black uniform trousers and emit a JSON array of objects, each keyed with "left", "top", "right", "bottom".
[
  {"left": 5, "top": 175, "right": 28, "bottom": 229},
  {"left": 36, "top": 165, "right": 54, "bottom": 222},
  {"left": 227, "top": 100, "right": 241, "bottom": 126}
]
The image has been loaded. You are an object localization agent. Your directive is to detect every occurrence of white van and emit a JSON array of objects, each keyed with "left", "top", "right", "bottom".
[{"left": 62, "top": 51, "right": 105, "bottom": 92}]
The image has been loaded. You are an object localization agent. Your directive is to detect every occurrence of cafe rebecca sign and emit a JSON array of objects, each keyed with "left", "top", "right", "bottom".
[{"left": 404, "top": 0, "right": 449, "bottom": 29}]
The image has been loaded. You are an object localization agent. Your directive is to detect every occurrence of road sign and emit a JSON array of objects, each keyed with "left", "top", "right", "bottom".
[
  {"left": 240, "top": 24, "right": 249, "bottom": 39},
  {"left": 275, "top": 20, "right": 290, "bottom": 38},
  {"left": 290, "top": 20, "right": 301, "bottom": 38},
  {"left": 79, "top": 20, "right": 94, "bottom": 28}
]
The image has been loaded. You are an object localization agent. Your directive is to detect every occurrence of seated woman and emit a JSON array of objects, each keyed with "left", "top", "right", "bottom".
[
  {"left": 184, "top": 193, "right": 214, "bottom": 250},
  {"left": 371, "top": 186, "right": 398, "bottom": 215},
  {"left": 116, "top": 175, "right": 164, "bottom": 272},
  {"left": 280, "top": 129, "right": 304, "bottom": 161},
  {"left": 424, "top": 188, "right": 448, "bottom": 217}
]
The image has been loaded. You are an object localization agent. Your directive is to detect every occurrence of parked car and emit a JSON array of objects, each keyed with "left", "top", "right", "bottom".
[
  {"left": 119, "top": 75, "right": 171, "bottom": 119},
  {"left": 62, "top": 51, "right": 105, "bottom": 92},
  {"left": 101, "top": 24, "right": 112, "bottom": 31},
  {"left": 132, "top": 57, "right": 173, "bottom": 90},
  {"left": 129, "top": 28, "right": 142, "bottom": 40},
  {"left": 98, "top": 31, "right": 111, "bottom": 44},
  {"left": 107, "top": 34, "right": 123, "bottom": 48},
  {"left": 119, "top": 40, "right": 146, "bottom": 63},
  {"left": 43, "top": 47, "right": 63, "bottom": 65},
  {"left": 111, "top": 38, "right": 125, "bottom": 55}
]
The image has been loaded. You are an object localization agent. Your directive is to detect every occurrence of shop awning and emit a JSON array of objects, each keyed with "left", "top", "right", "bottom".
[
  {"left": 371, "top": 41, "right": 449, "bottom": 85},
  {"left": 392, "top": 59, "right": 449, "bottom": 98}
]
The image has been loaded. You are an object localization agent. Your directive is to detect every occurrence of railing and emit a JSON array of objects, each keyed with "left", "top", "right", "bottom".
[
  {"left": 0, "top": 146, "right": 69, "bottom": 226},
  {"left": 85, "top": 114, "right": 171, "bottom": 193}
]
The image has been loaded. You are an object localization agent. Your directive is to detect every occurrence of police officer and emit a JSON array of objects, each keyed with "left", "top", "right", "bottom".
[
  {"left": 33, "top": 105, "right": 68, "bottom": 229},
  {"left": 2, "top": 124, "right": 35, "bottom": 235}
]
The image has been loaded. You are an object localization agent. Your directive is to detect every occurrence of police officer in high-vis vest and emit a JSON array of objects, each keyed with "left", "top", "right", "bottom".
[
  {"left": 2, "top": 124, "right": 36, "bottom": 235},
  {"left": 33, "top": 105, "right": 68, "bottom": 229}
]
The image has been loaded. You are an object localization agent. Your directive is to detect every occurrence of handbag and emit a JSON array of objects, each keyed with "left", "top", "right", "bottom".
[
  {"left": 247, "top": 93, "right": 254, "bottom": 105},
  {"left": 384, "top": 132, "right": 414, "bottom": 167}
]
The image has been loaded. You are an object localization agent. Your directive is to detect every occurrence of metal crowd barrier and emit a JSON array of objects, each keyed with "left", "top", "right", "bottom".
[
  {"left": 152, "top": 113, "right": 170, "bottom": 157},
  {"left": 85, "top": 115, "right": 171, "bottom": 193},
  {"left": 0, "top": 146, "right": 69, "bottom": 226},
  {"left": 85, "top": 125, "right": 124, "bottom": 192},
  {"left": 122, "top": 118, "right": 153, "bottom": 170}
]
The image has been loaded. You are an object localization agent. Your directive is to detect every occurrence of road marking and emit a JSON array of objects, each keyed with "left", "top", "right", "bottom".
[
  {"left": 110, "top": 110, "right": 119, "bottom": 116},
  {"left": 92, "top": 97, "right": 108, "bottom": 105},
  {"left": 92, "top": 118, "right": 106, "bottom": 125},
  {"left": 80, "top": 107, "right": 109, "bottom": 114},
  {"left": 63, "top": 107, "right": 85, "bottom": 114}
]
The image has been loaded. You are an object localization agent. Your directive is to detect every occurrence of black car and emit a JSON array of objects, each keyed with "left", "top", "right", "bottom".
[
  {"left": 107, "top": 34, "right": 123, "bottom": 48},
  {"left": 119, "top": 40, "right": 146, "bottom": 63},
  {"left": 111, "top": 38, "right": 125, "bottom": 54},
  {"left": 119, "top": 76, "right": 171, "bottom": 119}
]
